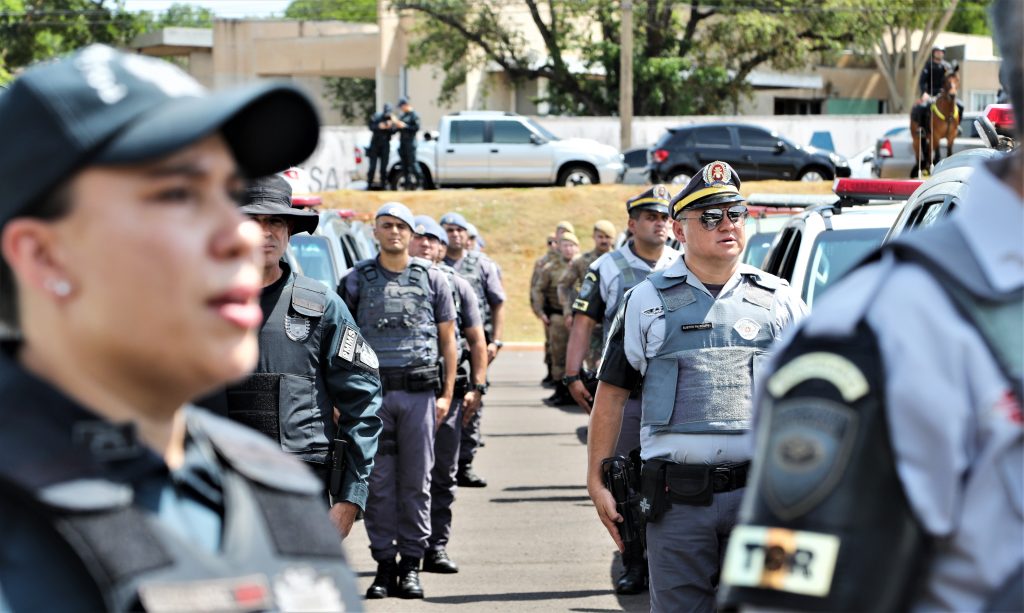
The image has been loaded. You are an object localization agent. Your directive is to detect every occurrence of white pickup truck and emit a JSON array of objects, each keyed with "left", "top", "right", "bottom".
[{"left": 372, "top": 111, "right": 625, "bottom": 189}]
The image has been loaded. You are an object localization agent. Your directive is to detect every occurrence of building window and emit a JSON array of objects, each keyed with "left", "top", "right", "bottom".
[
  {"left": 969, "top": 90, "right": 997, "bottom": 112},
  {"left": 774, "top": 98, "right": 822, "bottom": 115}
]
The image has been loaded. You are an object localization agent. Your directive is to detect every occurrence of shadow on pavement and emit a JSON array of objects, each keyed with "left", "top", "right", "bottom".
[
  {"left": 490, "top": 495, "right": 592, "bottom": 503},
  {"left": 503, "top": 484, "right": 585, "bottom": 491},
  {"left": 426, "top": 589, "right": 611, "bottom": 604}
]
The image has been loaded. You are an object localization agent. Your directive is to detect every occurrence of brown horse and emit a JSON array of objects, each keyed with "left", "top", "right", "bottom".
[{"left": 910, "top": 65, "right": 961, "bottom": 178}]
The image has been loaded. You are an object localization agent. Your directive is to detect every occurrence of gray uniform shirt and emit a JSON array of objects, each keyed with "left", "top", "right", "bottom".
[
  {"left": 754, "top": 161, "right": 1023, "bottom": 611},
  {"left": 572, "top": 242, "right": 680, "bottom": 328},
  {"left": 444, "top": 252, "right": 507, "bottom": 308},
  {"left": 450, "top": 271, "right": 483, "bottom": 330},
  {"left": 618, "top": 259, "right": 807, "bottom": 464}
]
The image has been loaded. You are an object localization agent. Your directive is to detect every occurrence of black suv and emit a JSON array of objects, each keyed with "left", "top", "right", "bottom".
[{"left": 646, "top": 123, "right": 851, "bottom": 184}]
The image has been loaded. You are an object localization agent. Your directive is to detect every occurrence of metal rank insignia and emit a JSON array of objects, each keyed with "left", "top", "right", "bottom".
[
  {"left": 703, "top": 161, "right": 732, "bottom": 186},
  {"left": 653, "top": 184, "right": 670, "bottom": 200}
]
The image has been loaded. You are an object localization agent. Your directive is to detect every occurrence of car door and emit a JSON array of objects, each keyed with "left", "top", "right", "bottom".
[
  {"left": 737, "top": 126, "right": 785, "bottom": 180},
  {"left": 693, "top": 126, "right": 745, "bottom": 171},
  {"left": 489, "top": 119, "right": 552, "bottom": 184},
  {"left": 438, "top": 119, "right": 490, "bottom": 183}
]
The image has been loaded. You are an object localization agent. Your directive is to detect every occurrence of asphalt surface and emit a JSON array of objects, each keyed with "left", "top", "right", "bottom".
[{"left": 345, "top": 350, "right": 650, "bottom": 612}]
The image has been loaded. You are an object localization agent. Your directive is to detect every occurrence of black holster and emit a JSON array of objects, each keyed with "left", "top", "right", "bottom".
[
  {"left": 327, "top": 437, "right": 349, "bottom": 502},
  {"left": 602, "top": 454, "right": 644, "bottom": 545}
]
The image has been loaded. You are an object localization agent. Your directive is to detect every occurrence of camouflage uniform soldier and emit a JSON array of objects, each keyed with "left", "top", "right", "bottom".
[
  {"left": 533, "top": 232, "right": 581, "bottom": 406},
  {"left": 558, "top": 220, "right": 616, "bottom": 370},
  {"left": 532, "top": 221, "right": 574, "bottom": 386}
]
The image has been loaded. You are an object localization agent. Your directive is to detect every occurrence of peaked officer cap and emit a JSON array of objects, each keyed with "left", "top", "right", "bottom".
[
  {"left": 670, "top": 161, "right": 745, "bottom": 218},
  {"left": 240, "top": 175, "right": 319, "bottom": 235},
  {"left": 626, "top": 184, "right": 672, "bottom": 215}
]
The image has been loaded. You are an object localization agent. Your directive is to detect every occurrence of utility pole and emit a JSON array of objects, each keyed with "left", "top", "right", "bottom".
[{"left": 619, "top": 0, "right": 633, "bottom": 151}]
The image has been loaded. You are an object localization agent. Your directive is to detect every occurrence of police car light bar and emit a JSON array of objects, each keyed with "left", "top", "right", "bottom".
[
  {"left": 984, "top": 103, "right": 1015, "bottom": 130},
  {"left": 747, "top": 193, "right": 838, "bottom": 208},
  {"left": 832, "top": 178, "right": 923, "bottom": 202},
  {"left": 291, "top": 194, "right": 322, "bottom": 208}
]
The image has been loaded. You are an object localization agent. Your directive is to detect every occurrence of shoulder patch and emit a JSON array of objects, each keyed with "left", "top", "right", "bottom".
[
  {"left": 338, "top": 324, "right": 379, "bottom": 377},
  {"left": 338, "top": 325, "right": 358, "bottom": 363},
  {"left": 767, "top": 352, "right": 870, "bottom": 403}
]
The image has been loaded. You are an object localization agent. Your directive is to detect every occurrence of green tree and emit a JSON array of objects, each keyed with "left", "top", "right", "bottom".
[
  {"left": 141, "top": 3, "right": 214, "bottom": 29},
  {"left": 285, "top": 0, "right": 378, "bottom": 123},
  {"left": 946, "top": 0, "right": 990, "bottom": 35},
  {"left": 391, "top": 0, "right": 877, "bottom": 116},
  {"left": 0, "top": 0, "right": 144, "bottom": 84}
]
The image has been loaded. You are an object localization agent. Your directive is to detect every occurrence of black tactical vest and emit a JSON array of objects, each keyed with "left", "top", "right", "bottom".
[
  {"left": 450, "top": 251, "right": 493, "bottom": 340},
  {"left": 223, "top": 274, "right": 334, "bottom": 465},
  {"left": 0, "top": 408, "right": 361, "bottom": 613}
]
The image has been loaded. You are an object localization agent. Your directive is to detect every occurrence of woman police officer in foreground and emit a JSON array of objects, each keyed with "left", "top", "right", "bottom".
[{"left": 0, "top": 45, "right": 361, "bottom": 611}]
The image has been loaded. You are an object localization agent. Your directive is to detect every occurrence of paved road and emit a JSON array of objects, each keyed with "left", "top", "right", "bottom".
[{"left": 345, "top": 351, "right": 650, "bottom": 612}]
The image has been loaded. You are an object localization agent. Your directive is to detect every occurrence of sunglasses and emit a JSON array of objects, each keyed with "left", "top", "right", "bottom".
[{"left": 685, "top": 205, "right": 748, "bottom": 231}]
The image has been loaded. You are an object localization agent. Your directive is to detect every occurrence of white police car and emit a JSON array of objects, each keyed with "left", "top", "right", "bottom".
[{"left": 760, "top": 179, "right": 922, "bottom": 307}]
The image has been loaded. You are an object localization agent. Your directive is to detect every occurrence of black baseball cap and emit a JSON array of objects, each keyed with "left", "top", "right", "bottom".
[
  {"left": 239, "top": 175, "right": 319, "bottom": 236},
  {"left": 0, "top": 44, "right": 321, "bottom": 228}
]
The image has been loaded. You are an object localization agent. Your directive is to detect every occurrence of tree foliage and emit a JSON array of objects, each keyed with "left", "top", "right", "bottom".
[
  {"left": 390, "top": 0, "right": 878, "bottom": 116},
  {"left": 0, "top": 0, "right": 142, "bottom": 84},
  {"left": 946, "top": 0, "right": 990, "bottom": 35},
  {"left": 285, "top": 0, "right": 378, "bottom": 123},
  {"left": 140, "top": 3, "right": 214, "bottom": 29}
]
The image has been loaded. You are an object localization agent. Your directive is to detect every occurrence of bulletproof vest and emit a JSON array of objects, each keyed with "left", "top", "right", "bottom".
[
  {"left": 224, "top": 274, "right": 333, "bottom": 465},
  {"left": 451, "top": 251, "right": 493, "bottom": 338},
  {"left": 437, "top": 262, "right": 465, "bottom": 346},
  {"left": 641, "top": 271, "right": 779, "bottom": 435},
  {"left": 0, "top": 409, "right": 361, "bottom": 613},
  {"left": 355, "top": 257, "right": 438, "bottom": 369},
  {"left": 719, "top": 321, "right": 928, "bottom": 612},
  {"left": 720, "top": 221, "right": 1021, "bottom": 611},
  {"left": 606, "top": 249, "right": 652, "bottom": 330},
  {"left": 369, "top": 112, "right": 390, "bottom": 147}
]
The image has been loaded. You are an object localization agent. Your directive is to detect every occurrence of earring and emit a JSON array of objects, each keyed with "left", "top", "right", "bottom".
[{"left": 45, "top": 278, "right": 72, "bottom": 297}]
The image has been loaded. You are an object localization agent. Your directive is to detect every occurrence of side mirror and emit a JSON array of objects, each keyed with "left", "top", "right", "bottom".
[
  {"left": 775, "top": 140, "right": 786, "bottom": 153},
  {"left": 422, "top": 132, "right": 433, "bottom": 142},
  {"left": 530, "top": 133, "right": 546, "bottom": 145}
]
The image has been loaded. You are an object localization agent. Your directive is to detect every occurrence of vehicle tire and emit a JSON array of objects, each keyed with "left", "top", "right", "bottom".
[
  {"left": 666, "top": 168, "right": 695, "bottom": 185},
  {"left": 558, "top": 165, "right": 597, "bottom": 187},
  {"left": 798, "top": 166, "right": 833, "bottom": 182},
  {"left": 388, "top": 165, "right": 430, "bottom": 191}
]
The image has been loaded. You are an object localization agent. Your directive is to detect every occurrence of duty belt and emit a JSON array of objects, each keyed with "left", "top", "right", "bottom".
[
  {"left": 379, "top": 366, "right": 440, "bottom": 393},
  {"left": 641, "top": 459, "right": 749, "bottom": 515}
]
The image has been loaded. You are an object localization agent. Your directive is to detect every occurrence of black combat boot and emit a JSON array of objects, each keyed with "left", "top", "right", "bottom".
[
  {"left": 423, "top": 547, "right": 459, "bottom": 573},
  {"left": 544, "top": 383, "right": 575, "bottom": 406},
  {"left": 456, "top": 463, "right": 487, "bottom": 487},
  {"left": 365, "top": 557, "right": 397, "bottom": 599},
  {"left": 615, "top": 542, "right": 649, "bottom": 595},
  {"left": 396, "top": 556, "right": 424, "bottom": 599}
]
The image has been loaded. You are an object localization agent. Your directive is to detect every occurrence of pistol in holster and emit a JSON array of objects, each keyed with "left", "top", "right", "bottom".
[
  {"left": 601, "top": 453, "right": 644, "bottom": 545},
  {"left": 328, "top": 437, "right": 350, "bottom": 503}
]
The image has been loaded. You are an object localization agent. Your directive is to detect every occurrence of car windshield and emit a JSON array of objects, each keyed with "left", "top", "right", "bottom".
[
  {"left": 803, "top": 227, "right": 886, "bottom": 307},
  {"left": 525, "top": 118, "right": 559, "bottom": 141},
  {"left": 289, "top": 235, "right": 338, "bottom": 290}
]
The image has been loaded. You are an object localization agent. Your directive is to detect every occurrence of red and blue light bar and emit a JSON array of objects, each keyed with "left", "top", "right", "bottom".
[{"left": 832, "top": 177, "right": 923, "bottom": 202}]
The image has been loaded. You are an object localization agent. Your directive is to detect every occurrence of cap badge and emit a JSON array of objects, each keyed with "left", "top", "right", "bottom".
[
  {"left": 388, "top": 207, "right": 402, "bottom": 217},
  {"left": 653, "top": 184, "right": 669, "bottom": 200},
  {"left": 415, "top": 224, "right": 425, "bottom": 234},
  {"left": 704, "top": 161, "right": 732, "bottom": 186}
]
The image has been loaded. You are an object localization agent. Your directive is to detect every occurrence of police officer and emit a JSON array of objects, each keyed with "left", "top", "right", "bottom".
[
  {"left": 440, "top": 212, "right": 507, "bottom": 488},
  {"left": 199, "top": 175, "right": 383, "bottom": 540},
  {"left": 532, "top": 231, "right": 581, "bottom": 406},
  {"left": 721, "top": 2, "right": 1023, "bottom": 610},
  {"left": 916, "top": 45, "right": 965, "bottom": 124},
  {"left": 339, "top": 203, "right": 458, "bottom": 599},
  {"left": 558, "top": 220, "right": 616, "bottom": 371},
  {"left": 0, "top": 45, "right": 361, "bottom": 610},
  {"left": 568, "top": 186, "right": 680, "bottom": 595},
  {"left": 393, "top": 97, "right": 423, "bottom": 190},
  {"left": 366, "top": 103, "right": 395, "bottom": 190},
  {"left": 409, "top": 215, "right": 489, "bottom": 575},
  {"left": 587, "top": 162, "right": 807, "bottom": 611}
]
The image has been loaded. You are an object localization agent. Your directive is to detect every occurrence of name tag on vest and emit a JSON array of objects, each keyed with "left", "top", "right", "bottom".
[{"left": 681, "top": 322, "right": 713, "bottom": 332}]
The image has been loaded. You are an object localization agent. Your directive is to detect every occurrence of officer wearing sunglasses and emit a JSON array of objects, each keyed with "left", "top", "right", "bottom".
[{"left": 586, "top": 160, "right": 807, "bottom": 612}]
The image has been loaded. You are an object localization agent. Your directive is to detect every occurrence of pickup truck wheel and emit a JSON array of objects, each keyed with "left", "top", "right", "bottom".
[
  {"left": 558, "top": 165, "right": 597, "bottom": 187},
  {"left": 388, "top": 166, "right": 426, "bottom": 191}
]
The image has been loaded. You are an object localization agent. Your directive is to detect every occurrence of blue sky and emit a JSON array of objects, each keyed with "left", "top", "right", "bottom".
[{"left": 122, "top": 1, "right": 293, "bottom": 19}]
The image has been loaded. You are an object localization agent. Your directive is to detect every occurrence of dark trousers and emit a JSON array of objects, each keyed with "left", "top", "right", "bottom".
[
  {"left": 428, "top": 397, "right": 464, "bottom": 550},
  {"left": 399, "top": 142, "right": 423, "bottom": 188},
  {"left": 367, "top": 145, "right": 389, "bottom": 187}
]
